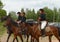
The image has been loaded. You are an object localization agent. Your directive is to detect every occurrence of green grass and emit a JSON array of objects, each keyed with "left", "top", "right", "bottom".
[{"left": 0, "top": 22, "right": 6, "bottom": 36}]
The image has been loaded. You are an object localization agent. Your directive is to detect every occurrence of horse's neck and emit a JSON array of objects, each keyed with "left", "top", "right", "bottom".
[{"left": 10, "top": 24, "right": 19, "bottom": 32}]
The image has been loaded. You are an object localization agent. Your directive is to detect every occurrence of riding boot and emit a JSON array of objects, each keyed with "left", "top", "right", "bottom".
[{"left": 41, "top": 29, "right": 45, "bottom": 37}]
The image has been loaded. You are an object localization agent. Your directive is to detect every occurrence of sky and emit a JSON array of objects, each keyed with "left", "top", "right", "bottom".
[{"left": 1, "top": 0, "right": 60, "bottom": 13}]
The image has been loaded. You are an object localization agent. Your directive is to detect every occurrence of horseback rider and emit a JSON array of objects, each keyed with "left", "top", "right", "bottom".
[
  {"left": 38, "top": 9, "right": 47, "bottom": 36},
  {"left": 17, "top": 12, "right": 26, "bottom": 24},
  {"left": 17, "top": 12, "right": 26, "bottom": 35}
]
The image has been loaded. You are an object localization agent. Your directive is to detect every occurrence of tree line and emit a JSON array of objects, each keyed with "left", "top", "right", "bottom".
[
  {"left": 10, "top": 7, "right": 60, "bottom": 22},
  {"left": 0, "top": 1, "right": 60, "bottom": 22}
]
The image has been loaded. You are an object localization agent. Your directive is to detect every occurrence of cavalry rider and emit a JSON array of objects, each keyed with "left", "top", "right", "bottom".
[{"left": 38, "top": 9, "right": 47, "bottom": 36}]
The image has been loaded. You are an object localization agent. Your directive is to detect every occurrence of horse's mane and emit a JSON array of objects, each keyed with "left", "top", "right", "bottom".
[{"left": 9, "top": 18, "right": 19, "bottom": 27}]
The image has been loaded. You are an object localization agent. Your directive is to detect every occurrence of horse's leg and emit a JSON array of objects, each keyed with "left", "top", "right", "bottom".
[
  {"left": 13, "top": 38, "right": 15, "bottom": 42},
  {"left": 13, "top": 34, "right": 17, "bottom": 42},
  {"left": 27, "top": 35, "right": 29, "bottom": 42},
  {"left": 13, "top": 37, "right": 18, "bottom": 42},
  {"left": 19, "top": 34, "right": 23, "bottom": 42},
  {"left": 54, "top": 34, "right": 60, "bottom": 42},
  {"left": 16, "top": 37, "right": 18, "bottom": 42},
  {"left": 49, "top": 36, "right": 52, "bottom": 42},
  {"left": 31, "top": 36, "right": 34, "bottom": 42},
  {"left": 7, "top": 33, "right": 11, "bottom": 42},
  {"left": 52, "top": 30, "right": 60, "bottom": 42},
  {"left": 36, "top": 37, "right": 39, "bottom": 42},
  {"left": 31, "top": 36, "right": 32, "bottom": 42}
]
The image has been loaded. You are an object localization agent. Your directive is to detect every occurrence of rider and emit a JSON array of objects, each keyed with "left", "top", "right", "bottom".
[
  {"left": 17, "top": 12, "right": 26, "bottom": 24},
  {"left": 38, "top": 9, "right": 47, "bottom": 36},
  {"left": 17, "top": 12, "right": 26, "bottom": 36}
]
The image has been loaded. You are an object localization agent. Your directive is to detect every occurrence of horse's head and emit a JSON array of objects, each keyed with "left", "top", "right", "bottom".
[
  {"left": 0, "top": 16, "right": 7, "bottom": 22},
  {"left": 1, "top": 15, "right": 12, "bottom": 27}
]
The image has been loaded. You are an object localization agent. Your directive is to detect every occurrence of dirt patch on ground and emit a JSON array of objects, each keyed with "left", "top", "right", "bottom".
[{"left": 0, "top": 33, "right": 59, "bottom": 42}]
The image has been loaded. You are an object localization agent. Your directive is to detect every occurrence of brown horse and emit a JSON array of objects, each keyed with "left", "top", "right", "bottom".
[
  {"left": 2, "top": 16, "right": 23, "bottom": 42},
  {"left": 2, "top": 16, "right": 31, "bottom": 42},
  {"left": 1, "top": 16, "right": 19, "bottom": 42},
  {"left": 3, "top": 24, "right": 18, "bottom": 42},
  {"left": 16, "top": 19, "right": 60, "bottom": 42},
  {"left": 1, "top": 16, "right": 41, "bottom": 42},
  {"left": 27, "top": 20, "right": 60, "bottom": 42},
  {"left": 19, "top": 18, "right": 60, "bottom": 42}
]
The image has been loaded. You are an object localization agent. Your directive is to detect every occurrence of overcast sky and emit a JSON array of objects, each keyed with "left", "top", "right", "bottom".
[{"left": 1, "top": 0, "right": 60, "bottom": 13}]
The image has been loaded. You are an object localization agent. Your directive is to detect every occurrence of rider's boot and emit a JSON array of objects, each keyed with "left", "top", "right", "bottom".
[{"left": 41, "top": 29, "right": 46, "bottom": 37}]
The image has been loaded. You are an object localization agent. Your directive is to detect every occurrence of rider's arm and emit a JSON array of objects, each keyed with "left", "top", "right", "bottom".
[
  {"left": 17, "top": 16, "right": 21, "bottom": 21},
  {"left": 22, "top": 17, "right": 26, "bottom": 22}
]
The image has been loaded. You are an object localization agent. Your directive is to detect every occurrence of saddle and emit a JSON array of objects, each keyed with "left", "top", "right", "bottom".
[{"left": 26, "top": 19, "right": 38, "bottom": 26}]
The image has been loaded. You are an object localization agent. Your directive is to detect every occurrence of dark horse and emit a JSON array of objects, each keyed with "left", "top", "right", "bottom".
[
  {"left": 28, "top": 19, "right": 60, "bottom": 42},
  {"left": 1, "top": 16, "right": 23, "bottom": 42},
  {"left": 1, "top": 16, "right": 19, "bottom": 42},
  {"left": 2, "top": 16, "right": 31, "bottom": 42},
  {"left": 2, "top": 16, "right": 40, "bottom": 42},
  {"left": 4, "top": 26, "right": 18, "bottom": 42},
  {"left": 21, "top": 19, "right": 60, "bottom": 42}
]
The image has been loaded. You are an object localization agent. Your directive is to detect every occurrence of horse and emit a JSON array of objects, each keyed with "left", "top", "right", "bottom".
[
  {"left": 3, "top": 16, "right": 40, "bottom": 42},
  {"left": 1, "top": 16, "right": 19, "bottom": 42},
  {"left": 27, "top": 19, "right": 60, "bottom": 42},
  {"left": 2, "top": 16, "right": 32, "bottom": 42},
  {"left": 15, "top": 19, "right": 60, "bottom": 42},
  {"left": 22, "top": 19, "right": 60, "bottom": 42},
  {"left": 3, "top": 25, "right": 18, "bottom": 42},
  {"left": 1, "top": 16, "right": 23, "bottom": 42}
]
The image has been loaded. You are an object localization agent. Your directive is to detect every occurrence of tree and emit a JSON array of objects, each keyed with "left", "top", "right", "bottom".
[
  {"left": 0, "top": 1, "right": 6, "bottom": 18},
  {"left": 43, "top": 7, "right": 54, "bottom": 22},
  {"left": 9, "top": 11, "right": 17, "bottom": 20},
  {"left": 26, "top": 9, "right": 32, "bottom": 18},
  {"left": 53, "top": 7, "right": 58, "bottom": 22},
  {"left": 0, "top": 9, "right": 6, "bottom": 18},
  {"left": 0, "top": 1, "right": 4, "bottom": 9},
  {"left": 32, "top": 9, "right": 35, "bottom": 14},
  {"left": 21, "top": 8, "right": 24, "bottom": 12},
  {"left": 58, "top": 8, "right": 60, "bottom": 22},
  {"left": 26, "top": 9, "right": 37, "bottom": 20}
]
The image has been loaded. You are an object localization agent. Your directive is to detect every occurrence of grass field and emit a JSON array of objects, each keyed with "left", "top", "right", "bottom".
[{"left": 0, "top": 22, "right": 6, "bottom": 36}]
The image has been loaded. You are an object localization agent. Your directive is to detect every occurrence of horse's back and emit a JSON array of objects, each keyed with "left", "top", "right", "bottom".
[{"left": 26, "top": 19, "right": 38, "bottom": 26}]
